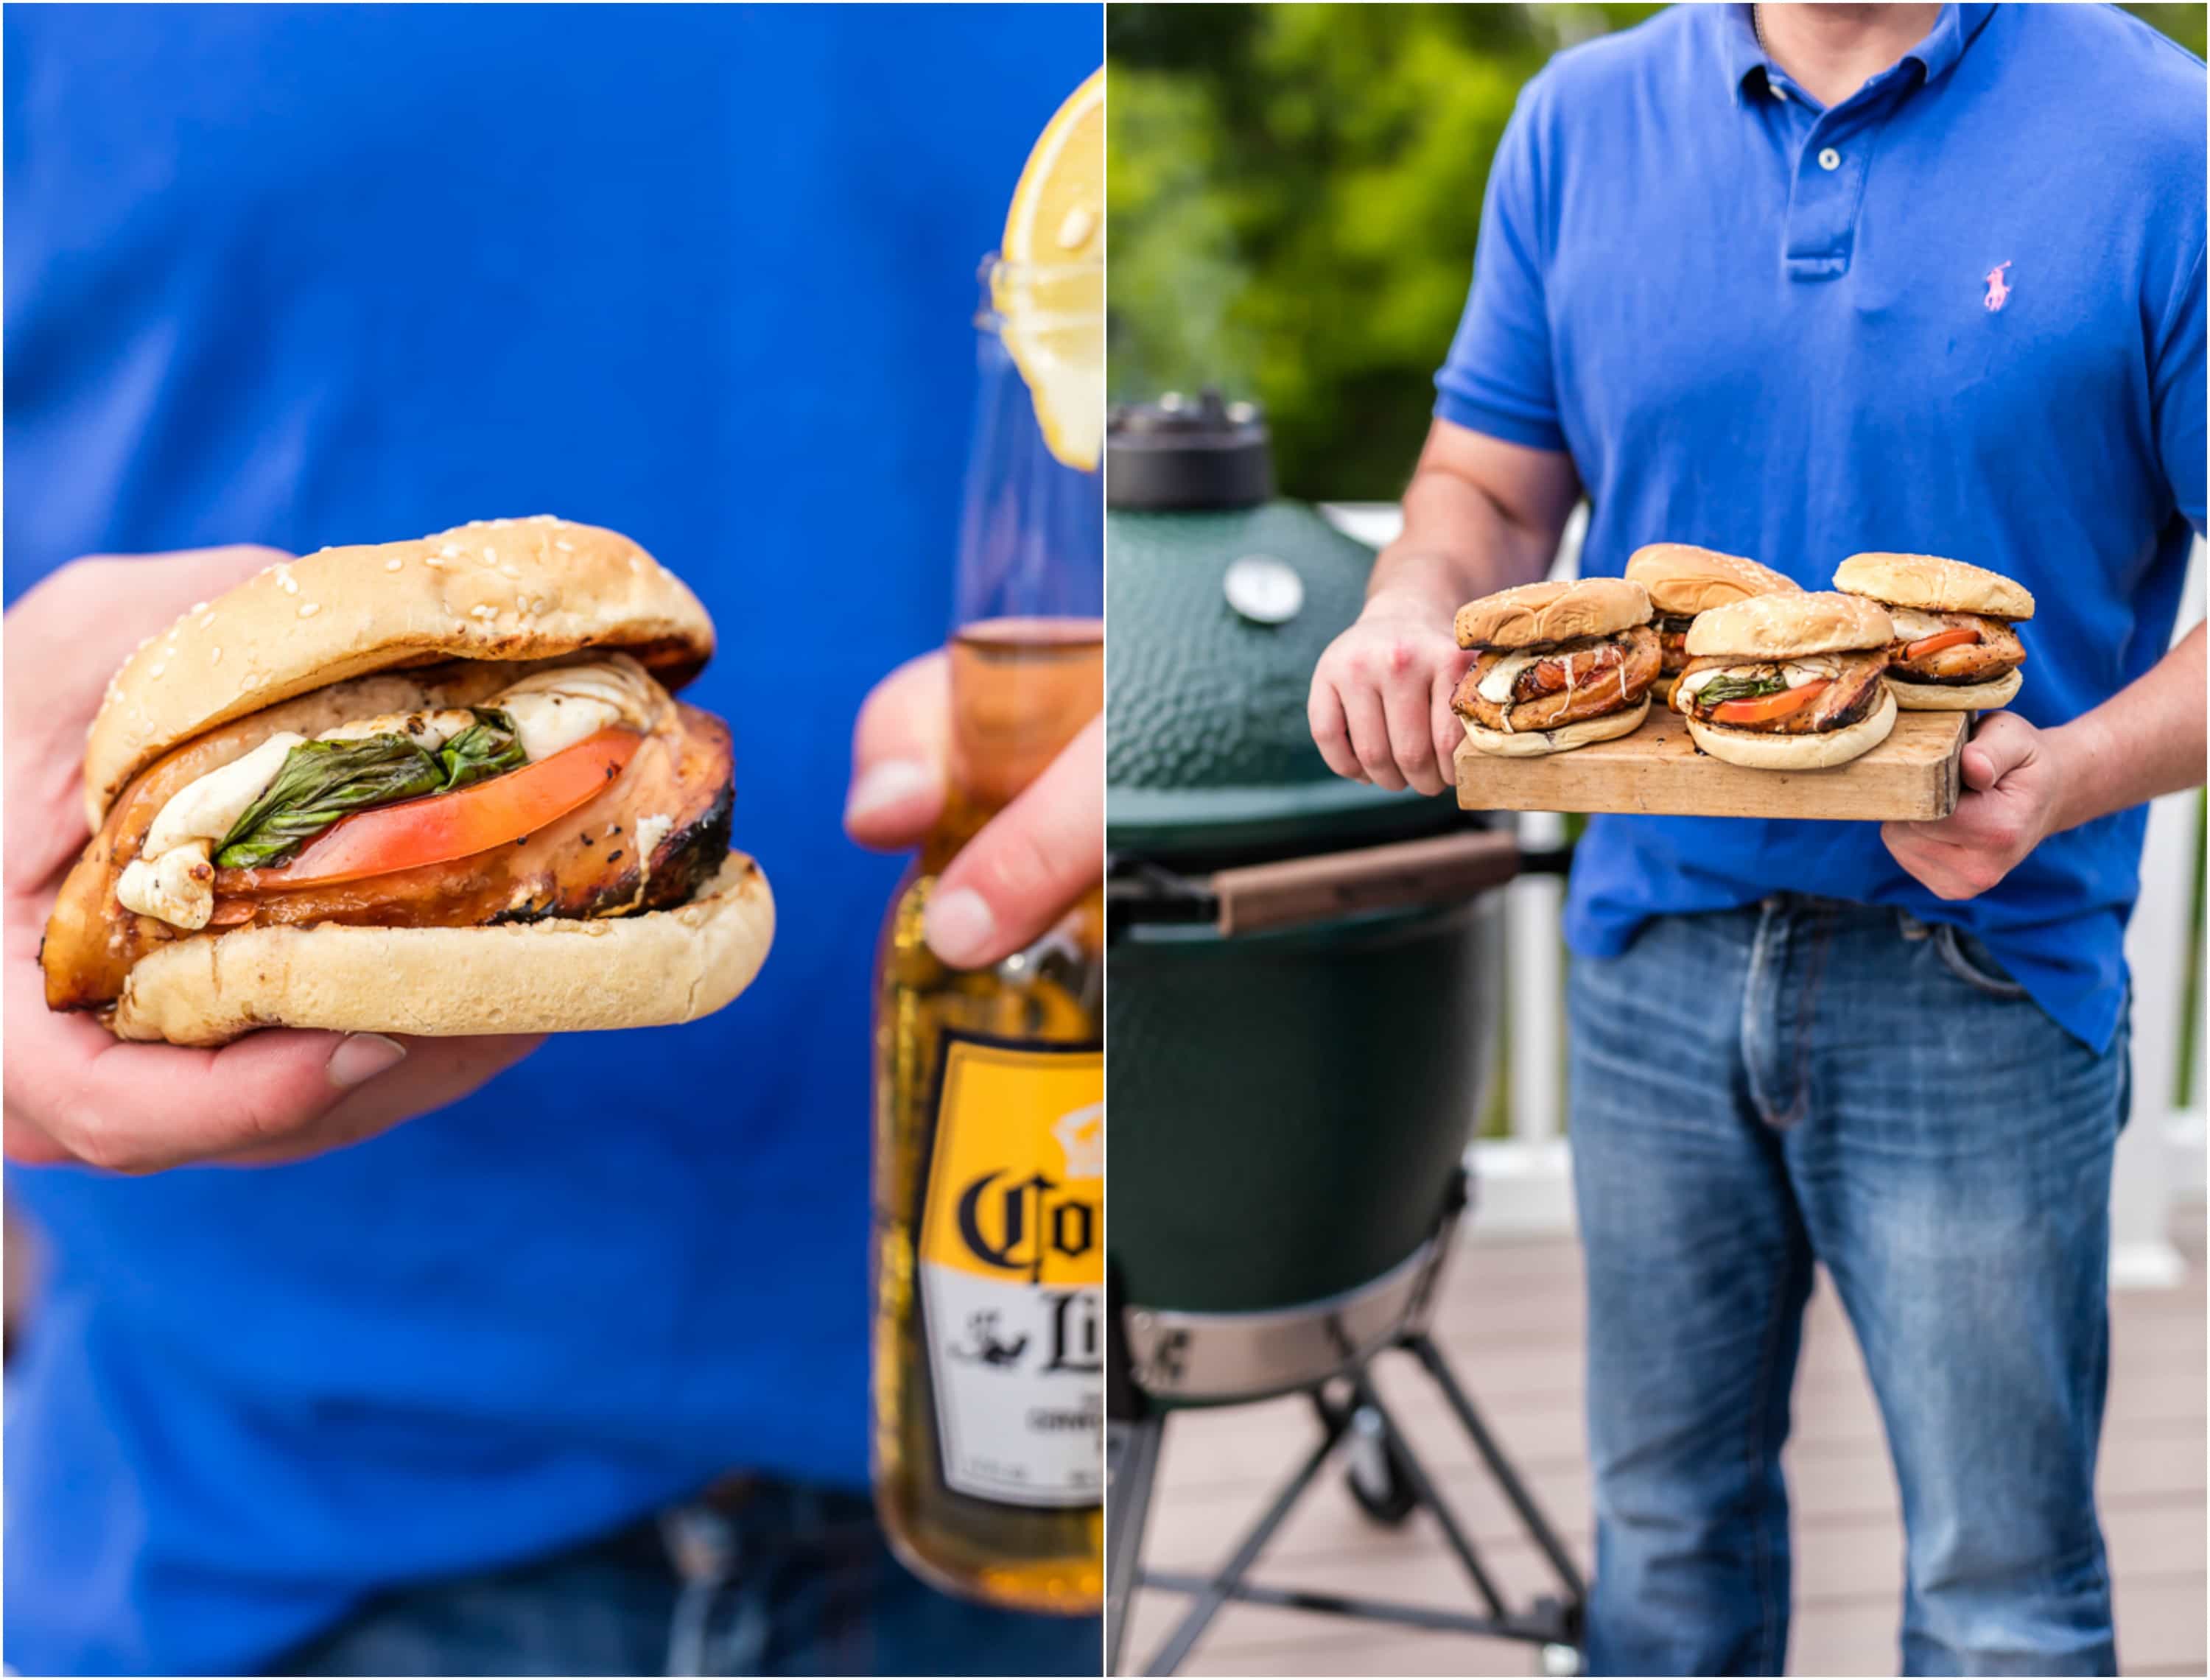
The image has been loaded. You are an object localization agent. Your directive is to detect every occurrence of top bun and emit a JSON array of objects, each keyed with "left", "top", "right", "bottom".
[
  {"left": 1833, "top": 552, "right": 2035, "bottom": 620},
  {"left": 1686, "top": 591, "right": 1894, "bottom": 659},
  {"left": 85, "top": 518, "right": 715, "bottom": 827},
  {"left": 1624, "top": 544, "right": 1800, "bottom": 616},
  {"left": 1455, "top": 577, "right": 1651, "bottom": 650}
]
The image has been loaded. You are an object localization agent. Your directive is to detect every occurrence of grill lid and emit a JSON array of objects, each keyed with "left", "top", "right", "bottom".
[{"left": 1106, "top": 401, "right": 1463, "bottom": 862}]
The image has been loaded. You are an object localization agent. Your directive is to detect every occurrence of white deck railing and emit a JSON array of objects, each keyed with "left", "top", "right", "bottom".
[{"left": 1321, "top": 504, "right": 2206, "bottom": 1284}]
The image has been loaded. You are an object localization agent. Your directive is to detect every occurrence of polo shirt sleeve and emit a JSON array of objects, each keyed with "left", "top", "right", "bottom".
[
  {"left": 2153, "top": 242, "right": 2206, "bottom": 535},
  {"left": 1434, "top": 87, "right": 1567, "bottom": 454}
]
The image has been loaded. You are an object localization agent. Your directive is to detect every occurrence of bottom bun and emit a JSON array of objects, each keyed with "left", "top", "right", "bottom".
[
  {"left": 1685, "top": 686, "right": 1897, "bottom": 770},
  {"left": 1463, "top": 696, "right": 1651, "bottom": 758},
  {"left": 1888, "top": 667, "right": 2021, "bottom": 711},
  {"left": 110, "top": 851, "right": 775, "bottom": 1046}
]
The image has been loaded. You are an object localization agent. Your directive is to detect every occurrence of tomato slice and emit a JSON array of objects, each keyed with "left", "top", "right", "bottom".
[
  {"left": 1904, "top": 628, "right": 1980, "bottom": 661},
  {"left": 219, "top": 728, "right": 640, "bottom": 891},
  {"left": 1708, "top": 679, "right": 1829, "bottom": 725}
]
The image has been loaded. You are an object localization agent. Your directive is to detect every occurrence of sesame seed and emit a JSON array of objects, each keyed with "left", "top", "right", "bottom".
[
  {"left": 298, "top": 602, "right": 320, "bottom": 617},
  {"left": 554, "top": 541, "right": 574, "bottom": 553},
  {"left": 150, "top": 663, "right": 165, "bottom": 678},
  {"left": 531, "top": 597, "right": 547, "bottom": 613},
  {"left": 441, "top": 542, "right": 463, "bottom": 558},
  {"left": 499, "top": 563, "right": 520, "bottom": 579},
  {"left": 482, "top": 547, "right": 497, "bottom": 563},
  {"left": 211, "top": 648, "right": 222, "bottom": 664},
  {"left": 385, "top": 557, "right": 404, "bottom": 572}
]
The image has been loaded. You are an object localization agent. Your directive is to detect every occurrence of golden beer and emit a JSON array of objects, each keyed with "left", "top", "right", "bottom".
[{"left": 871, "top": 618, "right": 1104, "bottom": 1613}]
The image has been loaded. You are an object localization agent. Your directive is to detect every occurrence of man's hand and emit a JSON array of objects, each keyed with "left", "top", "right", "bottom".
[
  {"left": 1881, "top": 711, "right": 2063, "bottom": 900},
  {"left": 1302, "top": 421, "right": 1579, "bottom": 797},
  {"left": 1308, "top": 590, "right": 1476, "bottom": 797},
  {"left": 4, "top": 548, "right": 541, "bottom": 1173},
  {"left": 1881, "top": 620, "right": 2207, "bottom": 901},
  {"left": 843, "top": 650, "right": 1101, "bottom": 969}
]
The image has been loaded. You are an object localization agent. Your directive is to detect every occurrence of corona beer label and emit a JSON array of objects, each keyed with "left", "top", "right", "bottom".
[{"left": 917, "top": 1034, "right": 1104, "bottom": 1507}]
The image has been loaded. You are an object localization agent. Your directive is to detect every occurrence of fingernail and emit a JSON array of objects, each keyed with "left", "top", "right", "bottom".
[
  {"left": 924, "top": 888, "right": 997, "bottom": 969},
  {"left": 845, "top": 761, "right": 937, "bottom": 826},
  {"left": 327, "top": 1033, "right": 407, "bottom": 1089}
]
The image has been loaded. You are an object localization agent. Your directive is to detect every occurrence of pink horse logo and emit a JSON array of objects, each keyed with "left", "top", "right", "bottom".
[{"left": 1983, "top": 261, "right": 2013, "bottom": 312}]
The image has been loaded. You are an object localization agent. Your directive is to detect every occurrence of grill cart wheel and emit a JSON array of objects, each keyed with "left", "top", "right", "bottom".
[{"left": 1345, "top": 1402, "right": 1417, "bottom": 1526}]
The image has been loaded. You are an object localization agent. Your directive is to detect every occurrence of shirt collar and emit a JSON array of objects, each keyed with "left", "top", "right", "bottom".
[{"left": 1723, "top": 4, "right": 1998, "bottom": 106}]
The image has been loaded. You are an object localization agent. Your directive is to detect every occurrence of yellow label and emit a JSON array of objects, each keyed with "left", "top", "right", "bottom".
[{"left": 920, "top": 1037, "right": 1103, "bottom": 1289}]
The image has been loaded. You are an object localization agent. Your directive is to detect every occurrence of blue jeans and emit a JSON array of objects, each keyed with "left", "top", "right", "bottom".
[
  {"left": 272, "top": 1479, "right": 1098, "bottom": 1676},
  {"left": 1568, "top": 898, "right": 2128, "bottom": 1677}
]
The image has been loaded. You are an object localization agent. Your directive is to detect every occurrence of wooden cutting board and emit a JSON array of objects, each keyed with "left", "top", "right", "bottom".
[{"left": 1455, "top": 703, "right": 1966, "bottom": 820}]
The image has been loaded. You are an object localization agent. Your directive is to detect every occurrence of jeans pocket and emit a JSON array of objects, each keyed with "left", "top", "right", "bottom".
[{"left": 1932, "top": 924, "right": 2029, "bottom": 999}]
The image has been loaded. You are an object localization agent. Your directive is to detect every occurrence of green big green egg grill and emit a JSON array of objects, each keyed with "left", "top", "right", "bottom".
[{"left": 1103, "top": 393, "right": 1585, "bottom": 1675}]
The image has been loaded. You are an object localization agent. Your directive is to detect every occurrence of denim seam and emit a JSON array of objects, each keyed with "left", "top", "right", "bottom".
[
  {"left": 1741, "top": 902, "right": 1783, "bottom": 1124},
  {"left": 1775, "top": 910, "right": 1834, "bottom": 1129},
  {"left": 1745, "top": 1229, "right": 1798, "bottom": 1673}
]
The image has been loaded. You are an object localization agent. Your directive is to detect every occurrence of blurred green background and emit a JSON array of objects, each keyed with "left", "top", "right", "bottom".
[{"left": 1108, "top": 2, "right": 2209, "bottom": 502}]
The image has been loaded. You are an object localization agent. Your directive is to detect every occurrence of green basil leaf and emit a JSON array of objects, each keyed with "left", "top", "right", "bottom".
[
  {"left": 214, "top": 735, "right": 446, "bottom": 870},
  {"left": 438, "top": 708, "right": 525, "bottom": 791},
  {"left": 1688, "top": 672, "right": 1786, "bottom": 711}
]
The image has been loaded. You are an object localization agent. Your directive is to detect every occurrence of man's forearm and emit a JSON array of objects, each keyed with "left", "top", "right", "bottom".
[
  {"left": 1363, "top": 426, "right": 1579, "bottom": 623},
  {"left": 2048, "top": 620, "right": 2206, "bottom": 832}
]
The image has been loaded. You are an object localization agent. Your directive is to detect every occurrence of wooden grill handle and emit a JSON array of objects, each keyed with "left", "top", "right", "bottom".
[{"left": 1210, "top": 829, "right": 1521, "bottom": 938}]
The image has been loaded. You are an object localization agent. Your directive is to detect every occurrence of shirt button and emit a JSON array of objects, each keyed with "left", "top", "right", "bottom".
[
  {"left": 1817, "top": 147, "right": 1842, "bottom": 170},
  {"left": 1772, "top": 82, "right": 1789, "bottom": 101}
]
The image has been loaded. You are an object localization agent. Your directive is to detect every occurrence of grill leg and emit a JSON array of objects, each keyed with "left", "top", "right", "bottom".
[
  {"left": 1106, "top": 1413, "right": 1165, "bottom": 1677},
  {"left": 1137, "top": 1403, "right": 1351, "bottom": 1676},
  {"left": 1353, "top": 1375, "right": 1511, "bottom": 1621},
  {"left": 1409, "top": 1331, "right": 1588, "bottom": 1609}
]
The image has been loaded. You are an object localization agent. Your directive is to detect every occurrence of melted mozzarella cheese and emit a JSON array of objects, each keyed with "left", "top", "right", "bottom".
[
  {"left": 1475, "top": 650, "right": 1544, "bottom": 704},
  {"left": 143, "top": 732, "right": 306, "bottom": 858},
  {"left": 116, "top": 841, "right": 217, "bottom": 930},
  {"left": 1887, "top": 607, "right": 1951, "bottom": 641},
  {"left": 494, "top": 657, "right": 661, "bottom": 761}
]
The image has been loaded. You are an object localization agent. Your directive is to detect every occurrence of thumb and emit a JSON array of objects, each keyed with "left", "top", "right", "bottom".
[
  {"left": 1960, "top": 711, "right": 2036, "bottom": 794},
  {"left": 925, "top": 714, "right": 1103, "bottom": 969}
]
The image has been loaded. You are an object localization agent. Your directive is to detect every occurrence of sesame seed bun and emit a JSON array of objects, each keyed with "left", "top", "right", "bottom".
[
  {"left": 1461, "top": 695, "right": 1651, "bottom": 756},
  {"left": 1685, "top": 591, "right": 1894, "bottom": 660},
  {"left": 1886, "top": 667, "right": 2024, "bottom": 711},
  {"left": 1685, "top": 685, "right": 1897, "bottom": 770},
  {"left": 108, "top": 851, "right": 774, "bottom": 1047},
  {"left": 1833, "top": 553, "right": 2035, "bottom": 620},
  {"left": 1624, "top": 544, "right": 1800, "bottom": 617},
  {"left": 83, "top": 518, "right": 714, "bottom": 829},
  {"left": 1454, "top": 577, "right": 1651, "bottom": 650}
]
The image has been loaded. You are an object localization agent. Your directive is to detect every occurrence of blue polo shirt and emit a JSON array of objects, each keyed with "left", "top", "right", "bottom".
[
  {"left": 1436, "top": 3, "right": 2205, "bottom": 1052},
  {"left": 3, "top": 6, "right": 1098, "bottom": 1675}
]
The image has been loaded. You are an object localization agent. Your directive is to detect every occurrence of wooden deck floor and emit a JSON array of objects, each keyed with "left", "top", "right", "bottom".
[{"left": 1122, "top": 1221, "right": 2206, "bottom": 1677}]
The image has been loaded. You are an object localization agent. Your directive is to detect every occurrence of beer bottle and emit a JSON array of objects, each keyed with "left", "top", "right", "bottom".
[{"left": 869, "top": 71, "right": 1103, "bottom": 1617}]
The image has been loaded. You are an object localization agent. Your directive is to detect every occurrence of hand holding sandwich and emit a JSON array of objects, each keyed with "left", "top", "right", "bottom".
[
  {"left": 1882, "top": 622, "right": 2209, "bottom": 900},
  {"left": 4, "top": 547, "right": 541, "bottom": 1171}
]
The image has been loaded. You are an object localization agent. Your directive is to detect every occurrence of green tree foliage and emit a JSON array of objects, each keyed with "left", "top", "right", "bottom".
[{"left": 1109, "top": 3, "right": 2208, "bottom": 501}]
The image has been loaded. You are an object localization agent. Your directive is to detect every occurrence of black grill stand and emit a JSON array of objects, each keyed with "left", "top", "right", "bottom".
[{"left": 1105, "top": 1179, "right": 1588, "bottom": 1678}]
